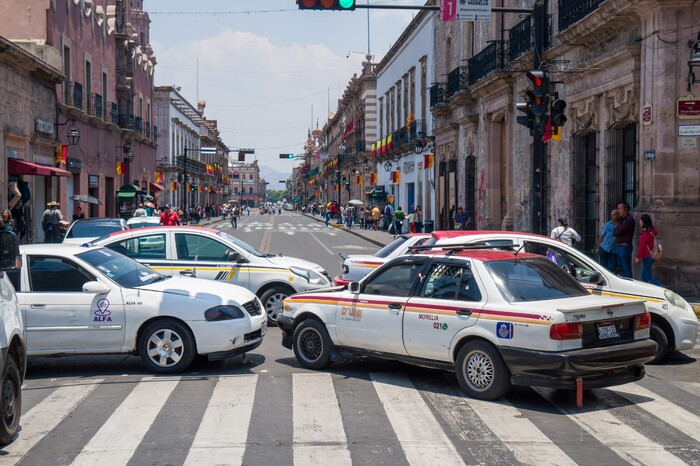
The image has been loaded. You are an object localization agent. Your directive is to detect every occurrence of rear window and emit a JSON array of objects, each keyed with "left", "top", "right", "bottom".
[
  {"left": 485, "top": 257, "right": 588, "bottom": 302},
  {"left": 374, "top": 236, "right": 410, "bottom": 258},
  {"left": 67, "top": 220, "right": 126, "bottom": 239}
]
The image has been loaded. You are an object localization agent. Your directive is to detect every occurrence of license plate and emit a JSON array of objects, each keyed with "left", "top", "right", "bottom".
[
  {"left": 597, "top": 323, "right": 619, "bottom": 340},
  {"left": 261, "top": 320, "right": 267, "bottom": 336}
]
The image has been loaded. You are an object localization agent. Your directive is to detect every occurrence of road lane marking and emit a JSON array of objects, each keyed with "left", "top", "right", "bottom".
[
  {"left": 293, "top": 373, "right": 351, "bottom": 465},
  {"left": 370, "top": 373, "right": 464, "bottom": 465},
  {"left": 534, "top": 387, "right": 686, "bottom": 466},
  {"left": 0, "top": 382, "right": 101, "bottom": 464},
  {"left": 184, "top": 375, "right": 258, "bottom": 466},
  {"left": 308, "top": 232, "right": 335, "bottom": 256},
  {"left": 71, "top": 377, "right": 179, "bottom": 466}
]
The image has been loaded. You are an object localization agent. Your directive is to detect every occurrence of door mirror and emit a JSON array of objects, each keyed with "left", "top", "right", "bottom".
[
  {"left": 83, "top": 281, "right": 111, "bottom": 294},
  {"left": 0, "top": 230, "right": 19, "bottom": 271},
  {"left": 349, "top": 281, "right": 360, "bottom": 294},
  {"left": 589, "top": 271, "right": 605, "bottom": 285},
  {"left": 228, "top": 251, "right": 249, "bottom": 263}
]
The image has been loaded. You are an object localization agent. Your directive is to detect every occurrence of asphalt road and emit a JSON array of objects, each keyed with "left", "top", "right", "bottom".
[{"left": 8, "top": 212, "right": 700, "bottom": 466}]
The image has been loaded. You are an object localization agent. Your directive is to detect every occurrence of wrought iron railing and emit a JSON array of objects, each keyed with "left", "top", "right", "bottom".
[
  {"left": 153, "top": 126, "right": 158, "bottom": 141},
  {"left": 111, "top": 102, "right": 119, "bottom": 125},
  {"left": 558, "top": 0, "right": 602, "bottom": 32},
  {"left": 509, "top": 17, "right": 531, "bottom": 61},
  {"left": 73, "top": 82, "right": 83, "bottom": 110},
  {"left": 429, "top": 83, "right": 447, "bottom": 108},
  {"left": 134, "top": 116, "right": 143, "bottom": 132},
  {"left": 94, "top": 93, "right": 103, "bottom": 119},
  {"left": 145, "top": 124, "right": 151, "bottom": 139},
  {"left": 468, "top": 42, "right": 505, "bottom": 85},
  {"left": 446, "top": 65, "right": 468, "bottom": 97},
  {"left": 86, "top": 92, "right": 94, "bottom": 115}
]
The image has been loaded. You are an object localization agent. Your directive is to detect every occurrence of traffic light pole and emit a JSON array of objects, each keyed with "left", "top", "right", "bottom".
[
  {"left": 182, "top": 147, "right": 189, "bottom": 213},
  {"left": 531, "top": 0, "right": 546, "bottom": 236}
]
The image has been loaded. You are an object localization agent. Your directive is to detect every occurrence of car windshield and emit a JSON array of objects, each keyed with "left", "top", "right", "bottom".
[
  {"left": 127, "top": 218, "right": 160, "bottom": 229},
  {"left": 67, "top": 220, "right": 124, "bottom": 238},
  {"left": 485, "top": 257, "right": 588, "bottom": 302},
  {"left": 216, "top": 230, "right": 265, "bottom": 257},
  {"left": 78, "top": 248, "right": 167, "bottom": 288},
  {"left": 374, "top": 236, "right": 410, "bottom": 258}
]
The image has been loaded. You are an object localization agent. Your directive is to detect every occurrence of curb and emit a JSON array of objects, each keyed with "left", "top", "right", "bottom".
[{"left": 302, "top": 213, "right": 388, "bottom": 248}]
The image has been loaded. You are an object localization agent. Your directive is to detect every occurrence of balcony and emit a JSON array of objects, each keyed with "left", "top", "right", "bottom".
[
  {"left": 469, "top": 42, "right": 505, "bottom": 85},
  {"left": 558, "top": 0, "right": 602, "bottom": 32},
  {"left": 86, "top": 92, "right": 93, "bottom": 115},
  {"left": 111, "top": 102, "right": 119, "bottom": 125},
  {"left": 94, "top": 93, "right": 103, "bottom": 119},
  {"left": 145, "top": 124, "right": 151, "bottom": 139},
  {"left": 153, "top": 126, "right": 158, "bottom": 141},
  {"left": 134, "top": 116, "right": 143, "bottom": 133},
  {"left": 73, "top": 82, "right": 83, "bottom": 110},
  {"left": 446, "top": 65, "right": 468, "bottom": 97},
  {"left": 508, "top": 17, "right": 531, "bottom": 61},
  {"left": 429, "top": 83, "right": 447, "bottom": 108}
]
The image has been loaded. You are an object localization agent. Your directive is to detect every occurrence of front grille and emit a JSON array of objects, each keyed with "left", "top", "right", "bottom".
[
  {"left": 582, "top": 317, "right": 635, "bottom": 348},
  {"left": 242, "top": 299, "right": 262, "bottom": 316},
  {"left": 244, "top": 329, "right": 262, "bottom": 342}
]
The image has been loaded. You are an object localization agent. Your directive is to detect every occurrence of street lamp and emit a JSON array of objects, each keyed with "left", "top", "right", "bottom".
[
  {"left": 56, "top": 117, "right": 80, "bottom": 146},
  {"left": 383, "top": 160, "right": 393, "bottom": 172}
]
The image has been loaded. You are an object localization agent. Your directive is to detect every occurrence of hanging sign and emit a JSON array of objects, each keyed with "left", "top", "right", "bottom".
[{"left": 677, "top": 97, "right": 700, "bottom": 119}]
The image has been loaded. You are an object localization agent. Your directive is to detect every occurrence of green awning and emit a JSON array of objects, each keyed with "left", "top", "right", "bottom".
[
  {"left": 305, "top": 167, "right": 319, "bottom": 177},
  {"left": 117, "top": 191, "right": 137, "bottom": 199},
  {"left": 117, "top": 184, "right": 144, "bottom": 200},
  {"left": 368, "top": 188, "right": 387, "bottom": 199}
]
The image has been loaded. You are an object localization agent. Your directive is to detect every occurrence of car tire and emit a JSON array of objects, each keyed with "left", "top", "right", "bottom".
[
  {"left": 139, "top": 319, "right": 196, "bottom": 373},
  {"left": 293, "top": 319, "right": 332, "bottom": 370},
  {"left": 260, "top": 287, "right": 293, "bottom": 325},
  {"left": 0, "top": 354, "right": 21, "bottom": 445},
  {"left": 648, "top": 323, "right": 668, "bottom": 365},
  {"left": 455, "top": 340, "right": 511, "bottom": 400}
]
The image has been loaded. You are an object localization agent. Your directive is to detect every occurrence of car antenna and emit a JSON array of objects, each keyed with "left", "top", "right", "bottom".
[{"left": 513, "top": 243, "right": 526, "bottom": 256}]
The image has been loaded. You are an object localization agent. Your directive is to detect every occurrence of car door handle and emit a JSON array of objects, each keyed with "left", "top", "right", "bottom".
[
  {"left": 29, "top": 304, "right": 46, "bottom": 309},
  {"left": 456, "top": 309, "right": 473, "bottom": 316},
  {"left": 388, "top": 303, "right": 402, "bottom": 310},
  {"left": 180, "top": 270, "right": 195, "bottom": 277}
]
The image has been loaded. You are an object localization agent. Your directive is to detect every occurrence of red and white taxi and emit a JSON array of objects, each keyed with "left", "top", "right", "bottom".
[{"left": 281, "top": 249, "right": 657, "bottom": 400}]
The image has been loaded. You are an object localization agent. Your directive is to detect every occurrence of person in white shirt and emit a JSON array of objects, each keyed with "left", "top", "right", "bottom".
[{"left": 550, "top": 217, "right": 582, "bottom": 246}]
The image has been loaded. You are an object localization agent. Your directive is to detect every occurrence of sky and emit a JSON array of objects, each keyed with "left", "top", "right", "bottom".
[{"left": 147, "top": 0, "right": 428, "bottom": 184}]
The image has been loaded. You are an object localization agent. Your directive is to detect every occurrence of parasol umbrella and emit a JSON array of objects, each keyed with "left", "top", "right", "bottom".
[
  {"left": 70, "top": 194, "right": 102, "bottom": 205},
  {"left": 144, "top": 201, "right": 155, "bottom": 208},
  {"left": 348, "top": 199, "right": 364, "bottom": 206}
]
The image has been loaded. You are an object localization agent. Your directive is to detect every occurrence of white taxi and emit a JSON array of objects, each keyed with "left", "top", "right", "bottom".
[
  {"left": 90, "top": 226, "right": 332, "bottom": 324},
  {"left": 8, "top": 244, "right": 267, "bottom": 373},
  {"left": 433, "top": 231, "right": 698, "bottom": 363},
  {"left": 280, "top": 250, "right": 657, "bottom": 400}
]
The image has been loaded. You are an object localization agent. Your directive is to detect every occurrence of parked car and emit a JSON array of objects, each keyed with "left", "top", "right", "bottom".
[
  {"left": 432, "top": 231, "right": 698, "bottom": 363},
  {"left": 126, "top": 216, "right": 161, "bottom": 229},
  {"left": 90, "top": 226, "right": 333, "bottom": 323},
  {"left": 333, "top": 231, "right": 480, "bottom": 285},
  {"left": 280, "top": 250, "right": 657, "bottom": 400},
  {"left": 7, "top": 244, "right": 266, "bottom": 373},
  {"left": 0, "top": 230, "right": 25, "bottom": 444},
  {"left": 62, "top": 217, "right": 128, "bottom": 245}
]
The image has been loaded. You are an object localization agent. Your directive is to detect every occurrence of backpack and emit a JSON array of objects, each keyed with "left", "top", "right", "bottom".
[{"left": 647, "top": 233, "right": 663, "bottom": 261}]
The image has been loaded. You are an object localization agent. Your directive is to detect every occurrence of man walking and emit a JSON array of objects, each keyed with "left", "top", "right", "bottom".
[
  {"left": 596, "top": 209, "right": 619, "bottom": 272},
  {"left": 614, "top": 201, "right": 635, "bottom": 278},
  {"left": 41, "top": 201, "right": 64, "bottom": 243}
]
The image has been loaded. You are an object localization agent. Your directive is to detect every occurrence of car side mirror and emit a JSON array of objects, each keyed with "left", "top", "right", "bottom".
[
  {"left": 349, "top": 281, "right": 360, "bottom": 294},
  {"left": 228, "top": 251, "right": 249, "bottom": 263},
  {"left": 0, "top": 230, "right": 20, "bottom": 271},
  {"left": 83, "top": 281, "right": 111, "bottom": 294},
  {"left": 589, "top": 271, "right": 605, "bottom": 285}
]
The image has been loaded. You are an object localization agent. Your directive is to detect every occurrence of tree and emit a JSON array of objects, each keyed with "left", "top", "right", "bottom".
[{"left": 266, "top": 189, "right": 286, "bottom": 203}]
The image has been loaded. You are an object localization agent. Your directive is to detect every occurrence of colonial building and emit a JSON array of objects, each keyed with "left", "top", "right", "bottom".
[
  {"left": 430, "top": 0, "right": 700, "bottom": 294},
  {"left": 229, "top": 160, "right": 263, "bottom": 208}
]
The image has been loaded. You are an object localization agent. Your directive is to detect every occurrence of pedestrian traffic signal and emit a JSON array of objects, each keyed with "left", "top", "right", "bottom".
[
  {"left": 279, "top": 153, "right": 294, "bottom": 159},
  {"left": 297, "top": 0, "right": 356, "bottom": 10},
  {"left": 516, "top": 101, "right": 534, "bottom": 135},
  {"left": 550, "top": 98, "right": 567, "bottom": 128},
  {"left": 525, "top": 70, "right": 549, "bottom": 135}
]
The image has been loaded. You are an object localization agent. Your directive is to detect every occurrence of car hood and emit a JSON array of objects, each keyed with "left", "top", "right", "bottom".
[
  {"left": 138, "top": 276, "right": 257, "bottom": 305},
  {"left": 265, "top": 255, "right": 326, "bottom": 273},
  {"left": 342, "top": 254, "right": 380, "bottom": 263}
]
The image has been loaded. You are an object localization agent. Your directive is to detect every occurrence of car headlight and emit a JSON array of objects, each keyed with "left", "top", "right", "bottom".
[
  {"left": 289, "top": 266, "right": 327, "bottom": 285},
  {"left": 664, "top": 289, "right": 694, "bottom": 313},
  {"left": 204, "top": 305, "right": 245, "bottom": 321}
]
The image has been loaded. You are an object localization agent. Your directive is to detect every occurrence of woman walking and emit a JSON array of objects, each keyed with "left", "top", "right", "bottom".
[
  {"left": 1, "top": 210, "right": 16, "bottom": 232},
  {"left": 635, "top": 214, "right": 662, "bottom": 286}
]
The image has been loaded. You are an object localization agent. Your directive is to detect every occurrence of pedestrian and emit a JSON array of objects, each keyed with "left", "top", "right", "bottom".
[
  {"left": 72, "top": 206, "right": 86, "bottom": 222},
  {"left": 230, "top": 206, "right": 238, "bottom": 229},
  {"left": 324, "top": 204, "right": 331, "bottom": 227},
  {"left": 614, "top": 201, "right": 635, "bottom": 278},
  {"left": 160, "top": 204, "right": 180, "bottom": 226},
  {"left": 393, "top": 206, "right": 405, "bottom": 235},
  {"left": 595, "top": 209, "right": 620, "bottom": 272},
  {"left": 133, "top": 203, "right": 147, "bottom": 217},
  {"left": 383, "top": 204, "right": 394, "bottom": 231},
  {"left": 550, "top": 217, "right": 581, "bottom": 246},
  {"left": 41, "top": 201, "right": 64, "bottom": 243},
  {"left": 358, "top": 206, "right": 365, "bottom": 229},
  {"left": 371, "top": 205, "right": 380, "bottom": 230},
  {"left": 635, "top": 214, "right": 662, "bottom": 286},
  {"left": 0, "top": 210, "right": 16, "bottom": 233},
  {"left": 453, "top": 206, "right": 470, "bottom": 230},
  {"left": 413, "top": 205, "right": 424, "bottom": 233}
]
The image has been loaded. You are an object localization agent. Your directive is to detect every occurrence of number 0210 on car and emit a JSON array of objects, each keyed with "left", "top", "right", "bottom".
[{"left": 597, "top": 322, "right": 620, "bottom": 340}]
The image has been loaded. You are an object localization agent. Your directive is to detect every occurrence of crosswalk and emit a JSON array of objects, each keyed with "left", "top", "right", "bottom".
[{"left": 6, "top": 371, "right": 700, "bottom": 465}]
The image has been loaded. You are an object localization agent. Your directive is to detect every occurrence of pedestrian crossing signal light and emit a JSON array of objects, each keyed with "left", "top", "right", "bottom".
[
  {"left": 279, "top": 153, "right": 295, "bottom": 159},
  {"left": 297, "top": 0, "right": 356, "bottom": 10}
]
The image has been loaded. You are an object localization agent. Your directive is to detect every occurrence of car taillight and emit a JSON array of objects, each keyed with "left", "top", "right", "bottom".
[
  {"left": 634, "top": 312, "right": 651, "bottom": 331},
  {"left": 549, "top": 322, "right": 582, "bottom": 340}
]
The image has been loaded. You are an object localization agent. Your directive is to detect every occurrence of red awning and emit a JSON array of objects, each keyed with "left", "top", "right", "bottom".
[
  {"left": 8, "top": 159, "right": 70, "bottom": 177},
  {"left": 149, "top": 182, "right": 164, "bottom": 192}
]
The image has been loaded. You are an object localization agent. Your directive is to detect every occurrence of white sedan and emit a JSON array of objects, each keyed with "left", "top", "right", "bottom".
[{"left": 7, "top": 244, "right": 267, "bottom": 373}]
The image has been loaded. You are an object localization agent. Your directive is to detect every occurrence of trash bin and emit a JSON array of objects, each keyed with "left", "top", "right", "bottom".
[{"left": 424, "top": 220, "right": 434, "bottom": 233}]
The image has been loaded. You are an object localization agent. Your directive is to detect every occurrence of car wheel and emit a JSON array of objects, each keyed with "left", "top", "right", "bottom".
[
  {"left": 648, "top": 323, "right": 668, "bottom": 365},
  {"left": 139, "top": 319, "right": 196, "bottom": 373},
  {"left": 260, "top": 287, "right": 292, "bottom": 325},
  {"left": 293, "top": 319, "right": 332, "bottom": 370},
  {"left": 455, "top": 340, "right": 511, "bottom": 400},
  {"left": 0, "top": 354, "right": 21, "bottom": 445}
]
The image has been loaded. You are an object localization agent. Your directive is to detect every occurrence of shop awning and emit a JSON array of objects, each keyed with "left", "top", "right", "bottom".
[
  {"left": 8, "top": 159, "right": 70, "bottom": 177},
  {"left": 116, "top": 183, "right": 144, "bottom": 199},
  {"left": 149, "top": 182, "right": 164, "bottom": 192},
  {"left": 368, "top": 188, "right": 387, "bottom": 199}
]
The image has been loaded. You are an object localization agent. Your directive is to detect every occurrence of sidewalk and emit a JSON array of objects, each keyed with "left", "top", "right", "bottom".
[{"left": 302, "top": 212, "right": 395, "bottom": 248}]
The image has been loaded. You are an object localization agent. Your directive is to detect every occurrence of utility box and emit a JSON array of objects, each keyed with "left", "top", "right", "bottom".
[{"left": 424, "top": 220, "right": 434, "bottom": 233}]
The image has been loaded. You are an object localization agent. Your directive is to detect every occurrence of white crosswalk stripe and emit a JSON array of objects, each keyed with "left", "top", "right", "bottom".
[{"left": 9, "top": 373, "right": 700, "bottom": 465}]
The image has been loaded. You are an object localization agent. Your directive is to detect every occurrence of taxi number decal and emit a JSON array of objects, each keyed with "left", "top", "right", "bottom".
[
  {"left": 341, "top": 306, "right": 362, "bottom": 321},
  {"left": 433, "top": 322, "right": 448, "bottom": 331}
]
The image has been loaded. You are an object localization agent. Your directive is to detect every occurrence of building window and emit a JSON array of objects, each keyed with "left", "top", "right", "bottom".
[
  {"left": 573, "top": 132, "right": 598, "bottom": 255},
  {"left": 605, "top": 122, "right": 638, "bottom": 214}
]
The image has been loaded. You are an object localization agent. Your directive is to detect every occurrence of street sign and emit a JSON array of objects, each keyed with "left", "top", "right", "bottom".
[
  {"left": 677, "top": 97, "right": 700, "bottom": 119},
  {"left": 445, "top": 0, "right": 491, "bottom": 22},
  {"left": 237, "top": 148, "right": 255, "bottom": 154},
  {"left": 678, "top": 125, "right": 700, "bottom": 136},
  {"left": 200, "top": 146, "right": 217, "bottom": 154}
]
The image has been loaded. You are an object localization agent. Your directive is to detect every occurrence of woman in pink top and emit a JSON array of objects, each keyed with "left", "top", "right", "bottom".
[{"left": 634, "top": 214, "right": 661, "bottom": 286}]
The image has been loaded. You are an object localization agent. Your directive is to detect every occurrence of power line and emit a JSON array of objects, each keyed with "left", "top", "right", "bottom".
[
  {"left": 208, "top": 86, "right": 339, "bottom": 108},
  {"left": 157, "top": 64, "right": 359, "bottom": 75}
]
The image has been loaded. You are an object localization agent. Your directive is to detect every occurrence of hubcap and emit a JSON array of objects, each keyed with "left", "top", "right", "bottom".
[
  {"left": 2, "top": 373, "right": 16, "bottom": 425},
  {"left": 265, "top": 292, "right": 288, "bottom": 321},
  {"left": 147, "top": 329, "right": 184, "bottom": 367},
  {"left": 466, "top": 351, "right": 494, "bottom": 390},
  {"left": 298, "top": 328, "right": 323, "bottom": 362}
]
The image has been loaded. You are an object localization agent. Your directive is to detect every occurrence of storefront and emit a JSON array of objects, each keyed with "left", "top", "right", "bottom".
[{"left": 116, "top": 183, "right": 148, "bottom": 219}]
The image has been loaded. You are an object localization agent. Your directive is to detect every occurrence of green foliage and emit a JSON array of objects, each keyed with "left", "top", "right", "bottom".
[{"left": 266, "top": 189, "right": 286, "bottom": 203}]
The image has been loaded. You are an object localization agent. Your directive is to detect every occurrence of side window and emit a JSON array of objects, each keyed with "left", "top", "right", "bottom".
[
  {"left": 28, "top": 256, "right": 95, "bottom": 292},
  {"left": 362, "top": 262, "right": 422, "bottom": 297},
  {"left": 175, "top": 234, "right": 229, "bottom": 261},
  {"left": 106, "top": 235, "right": 166, "bottom": 260},
  {"left": 524, "top": 241, "right": 598, "bottom": 284},
  {"left": 5, "top": 269, "right": 20, "bottom": 292},
  {"left": 419, "top": 264, "right": 482, "bottom": 302}
]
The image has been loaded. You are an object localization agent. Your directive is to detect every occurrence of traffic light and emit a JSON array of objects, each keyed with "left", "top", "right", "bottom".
[
  {"left": 342, "top": 175, "right": 347, "bottom": 185},
  {"left": 238, "top": 151, "right": 245, "bottom": 162},
  {"left": 279, "top": 153, "right": 294, "bottom": 159},
  {"left": 516, "top": 101, "right": 534, "bottom": 135},
  {"left": 550, "top": 96, "right": 567, "bottom": 129},
  {"left": 297, "top": 0, "right": 356, "bottom": 11},
  {"left": 190, "top": 184, "right": 197, "bottom": 192},
  {"left": 525, "top": 70, "right": 549, "bottom": 135}
]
